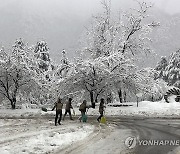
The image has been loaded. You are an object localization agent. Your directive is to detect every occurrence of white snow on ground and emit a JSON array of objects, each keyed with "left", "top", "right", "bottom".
[
  {"left": 79, "top": 97, "right": 180, "bottom": 118},
  {"left": 92, "top": 96, "right": 180, "bottom": 117},
  {"left": 0, "top": 97, "right": 179, "bottom": 154},
  {"left": 0, "top": 97, "right": 180, "bottom": 118},
  {"left": 103, "top": 101, "right": 180, "bottom": 118},
  {"left": 0, "top": 119, "right": 94, "bottom": 154},
  {"left": 77, "top": 129, "right": 132, "bottom": 154}
]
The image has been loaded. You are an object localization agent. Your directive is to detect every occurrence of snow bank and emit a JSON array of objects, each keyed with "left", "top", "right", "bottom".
[
  {"left": 85, "top": 99, "right": 180, "bottom": 118},
  {"left": 106, "top": 101, "right": 180, "bottom": 117}
]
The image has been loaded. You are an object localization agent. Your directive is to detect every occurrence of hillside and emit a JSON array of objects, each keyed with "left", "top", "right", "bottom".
[{"left": 0, "top": 0, "right": 180, "bottom": 66}]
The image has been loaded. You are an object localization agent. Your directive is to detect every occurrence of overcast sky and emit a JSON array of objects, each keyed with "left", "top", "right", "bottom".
[
  {"left": 149, "top": 0, "right": 180, "bottom": 14},
  {"left": 0, "top": 0, "right": 179, "bottom": 64},
  {"left": 0, "top": 0, "right": 180, "bottom": 15}
]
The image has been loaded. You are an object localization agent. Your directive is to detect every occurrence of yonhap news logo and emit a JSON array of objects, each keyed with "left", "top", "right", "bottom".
[
  {"left": 125, "top": 136, "right": 137, "bottom": 149},
  {"left": 125, "top": 136, "right": 180, "bottom": 149}
]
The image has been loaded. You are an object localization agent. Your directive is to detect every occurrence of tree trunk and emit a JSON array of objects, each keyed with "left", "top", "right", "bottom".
[
  {"left": 90, "top": 91, "right": 95, "bottom": 108},
  {"left": 136, "top": 96, "right": 139, "bottom": 107},
  {"left": 95, "top": 93, "right": 100, "bottom": 104},
  {"left": 95, "top": 97, "right": 98, "bottom": 104},
  {"left": 118, "top": 89, "right": 123, "bottom": 103},
  {"left": 10, "top": 98, "right": 16, "bottom": 109},
  {"left": 123, "top": 91, "right": 126, "bottom": 103},
  {"left": 151, "top": 94, "right": 154, "bottom": 102}
]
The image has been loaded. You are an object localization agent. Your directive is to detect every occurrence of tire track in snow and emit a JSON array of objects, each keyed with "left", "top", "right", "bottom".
[
  {"left": 0, "top": 119, "right": 75, "bottom": 145},
  {"left": 56, "top": 122, "right": 127, "bottom": 154},
  {"left": 0, "top": 127, "right": 67, "bottom": 145}
]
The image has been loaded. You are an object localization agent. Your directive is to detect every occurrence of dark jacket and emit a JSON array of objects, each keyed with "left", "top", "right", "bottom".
[
  {"left": 65, "top": 100, "right": 73, "bottom": 110},
  {"left": 99, "top": 102, "right": 105, "bottom": 113}
]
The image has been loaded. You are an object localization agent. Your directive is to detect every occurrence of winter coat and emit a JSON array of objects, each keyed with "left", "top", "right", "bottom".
[
  {"left": 52, "top": 99, "right": 63, "bottom": 111},
  {"left": 56, "top": 102, "right": 63, "bottom": 110},
  {"left": 65, "top": 101, "right": 73, "bottom": 110},
  {"left": 79, "top": 102, "right": 87, "bottom": 112},
  {"left": 99, "top": 102, "right": 105, "bottom": 113}
]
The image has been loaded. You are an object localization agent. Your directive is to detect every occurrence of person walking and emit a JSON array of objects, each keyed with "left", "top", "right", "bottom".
[
  {"left": 97, "top": 98, "right": 106, "bottom": 122},
  {"left": 78, "top": 100, "right": 89, "bottom": 122},
  {"left": 52, "top": 97, "right": 63, "bottom": 126},
  {"left": 63, "top": 98, "right": 73, "bottom": 120}
]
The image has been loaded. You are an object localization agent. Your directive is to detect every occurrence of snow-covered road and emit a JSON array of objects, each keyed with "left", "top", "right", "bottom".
[
  {"left": 1, "top": 117, "right": 180, "bottom": 154},
  {"left": 59, "top": 124, "right": 132, "bottom": 154},
  {"left": 0, "top": 116, "right": 134, "bottom": 154},
  {"left": 58, "top": 118, "right": 180, "bottom": 154}
]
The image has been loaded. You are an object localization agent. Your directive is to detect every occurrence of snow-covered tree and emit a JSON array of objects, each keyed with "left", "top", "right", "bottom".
[
  {"left": 55, "top": 49, "right": 71, "bottom": 78},
  {"left": 83, "top": 1, "right": 158, "bottom": 59},
  {"left": 79, "top": 0, "right": 159, "bottom": 104},
  {"left": 154, "top": 56, "right": 168, "bottom": 80},
  {"left": 10, "top": 38, "right": 40, "bottom": 75},
  {"left": 34, "top": 40, "right": 51, "bottom": 72},
  {"left": 120, "top": 1, "right": 159, "bottom": 56},
  {"left": 0, "top": 58, "right": 34, "bottom": 109},
  {"left": 59, "top": 59, "right": 110, "bottom": 108},
  {"left": 31, "top": 40, "right": 59, "bottom": 104},
  {"left": 137, "top": 67, "right": 168, "bottom": 101},
  {"left": 82, "top": 0, "right": 114, "bottom": 59},
  {"left": 154, "top": 49, "right": 180, "bottom": 89},
  {"left": 11, "top": 38, "right": 28, "bottom": 64},
  {"left": 0, "top": 39, "right": 47, "bottom": 109},
  {"left": 0, "top": 46, "right": 8, "bottom": 62},
  {"left": 164, "top": 49, "right": 180, "bottom": 88},
  {"left": 105, "top": 53, "right": 137, "bottom": 103}
]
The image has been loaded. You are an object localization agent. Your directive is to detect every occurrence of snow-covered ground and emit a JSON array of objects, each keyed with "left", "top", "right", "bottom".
[
  {"left": 0, "top": 118, "right": 94, "bottom": 154},
  {"left": 1, "top": 97, "right": 180, "bottom": 119},
  {"left": 0, "top": 98, "right": 179, "bottom": 154},
  {"left": 103, "top": 99, "right": 180, "bottom": 118}
]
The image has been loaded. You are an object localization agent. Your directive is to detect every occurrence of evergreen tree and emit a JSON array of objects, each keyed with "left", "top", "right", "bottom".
[
  {"left": 154, "top": 56, "right": 168, "bottom": 80},
  {"left": 0, "top": 46, "right": 8, "bottom": 61},
  {"left": 34, "top": 40, "right": 51, "bottom": 71},
  {"left": 54, "top": 49, "right": 71, "bottom": 78},
  {"left": 11, "top": 38, "right": 28, "bottom": 64},
  {"left": 61, "top": 49, "right": 69, "bottom": 65},
  {"left": 60, "top": 49, "right": 70, "bottom": 77},
  {"left": 164, "top": 49, "right": 180, "bottom": 88}
]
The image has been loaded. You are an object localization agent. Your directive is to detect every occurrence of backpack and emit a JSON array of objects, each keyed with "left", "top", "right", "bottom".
[{"left": 79, "top": 103, "right": 84, "bottom": 111}]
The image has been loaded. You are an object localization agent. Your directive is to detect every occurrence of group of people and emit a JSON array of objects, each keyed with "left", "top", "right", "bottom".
[
  {"left": 52, "top": 97, "right": 73, "bottom": 126},
  {"left": 52, "top": 97, "right": 106, "bottom": 126}
]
